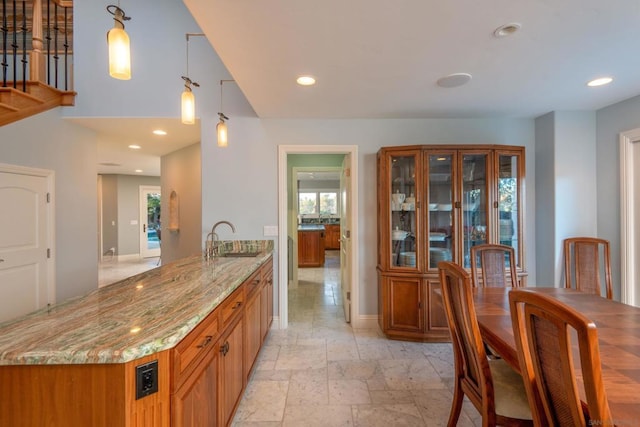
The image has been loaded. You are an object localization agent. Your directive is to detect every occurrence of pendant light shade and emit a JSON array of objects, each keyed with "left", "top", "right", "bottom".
[
  {"left": 217, "top": 79, "right": 234, "bottom": 147},
  {"left": 180, "top": 34, "right": 203, "bottom": 125},
  {"left": 181, "top": 87, "right": 195, "bottom": 124},
  {"left": 106, "top": 5, "right": 131, "bottom": 80},
  {"left": 217, "top": 113, "right": 228, "bottom": 147}
]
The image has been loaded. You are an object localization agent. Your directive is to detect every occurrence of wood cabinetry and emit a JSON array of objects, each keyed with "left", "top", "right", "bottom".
[
  {"left": 324, "top": 224, "right": 340, "bottom": 250},
  {"left": 298, "top": 228, "right": 326, "bottom": 267},
  {"left": 0, "top": 254, "right": 274, "bottom": 427},
  {"left": 244, "top": 270, "right": 262, "bottom": 382},
  {"left": 377, "top": 145, "right": 526, "bottom": 341},
  {"left": 219, "top": 316, "right": 244, "bottom": 426},
  {"left": 173, "top": 347, "right": 218, "bottom": 426}
]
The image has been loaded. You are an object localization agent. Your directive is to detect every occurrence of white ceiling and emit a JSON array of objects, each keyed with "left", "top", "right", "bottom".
[
  {"left": 185, "top": 0, "right": 640, "bottom": 119},
  {"left": 70, "top": 117, "right": 201, "bottom": 176},
  {"left": 88, "top": 0, "right": 640, "bottom": 176}
]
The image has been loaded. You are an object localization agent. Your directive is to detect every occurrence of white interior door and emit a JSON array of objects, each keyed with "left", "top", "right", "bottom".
[
  {"left": 0, "top": 170, "right": 50, "bottom": 323},
  {"left": 340, "top": 154, "right": 352, "bottom": 322},
  {"left": 139, "top": 186, "right": 161, "bottom": 258}
]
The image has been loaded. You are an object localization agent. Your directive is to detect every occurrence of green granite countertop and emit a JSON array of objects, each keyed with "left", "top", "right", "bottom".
[{"left": 0, "top": 240, "right": 273, "bottom": 366}]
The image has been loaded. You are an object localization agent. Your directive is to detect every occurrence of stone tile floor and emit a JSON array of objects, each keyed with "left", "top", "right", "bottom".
[
  {"left": 98, "top": 256, "right": 160, "bottom": 287},
  {"left": 232, "top": 250, "right": 481, "bottom": 426}
]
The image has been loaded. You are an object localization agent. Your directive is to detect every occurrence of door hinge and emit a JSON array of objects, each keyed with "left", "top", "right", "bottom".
[
  {"left": 346, "top": 291, "right": 351, "bottom": 301},
  {"left": 345, "top": 168, "right": 351, "bottom": 177},
  {"left": 47, "top": 248, "right": 51, "bottom": 258},
  {"left": 345, "top": 230, "right": 351, "bottom": 238},
  {"left": 46, "top": 193, "right": 51, "bottom": 203},
  {"left": 418, "top": 301, "right": 422, "bottom": 309}
]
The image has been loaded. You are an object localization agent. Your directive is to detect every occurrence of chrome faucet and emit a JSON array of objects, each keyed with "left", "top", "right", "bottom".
[{"left": 205, "top": 221, "right": 236, "bottom": 258}]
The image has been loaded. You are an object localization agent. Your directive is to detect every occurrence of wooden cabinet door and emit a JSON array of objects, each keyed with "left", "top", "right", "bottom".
[
  {"left": 425, "top": 279, "right": 449, "bottom": 334},
  {"left": 219, "top": 318, "right": 244, "bottom": 426},
  {"left": 387, "top": 276, "right": 423, "bottom": 333},
  {"left": 266, "top": 271, "right": 274, "bottom": 330},
  {"left": 244, "top": 290, "right": 261, "bottom": 382},
  {"left": 260, "top": 280, "right": 269, "bottom": 342},
  {"left": 173, "top": 348, "right": 218, "bottom": 427},
  {"left": 324, "top": 224, "right": 340, "bottom": 249},
  {"left": 298, "top": 230, "right": 325, "bottom": 267}
]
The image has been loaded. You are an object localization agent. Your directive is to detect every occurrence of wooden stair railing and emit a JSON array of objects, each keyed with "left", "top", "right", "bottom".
[{"left": 1, "top": 0, "right": 75, "bottom": 127}]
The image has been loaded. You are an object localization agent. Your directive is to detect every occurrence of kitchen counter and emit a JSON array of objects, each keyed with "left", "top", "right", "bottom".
[{"left": 0, "top": 240, "right": 274, "bottom": 366}]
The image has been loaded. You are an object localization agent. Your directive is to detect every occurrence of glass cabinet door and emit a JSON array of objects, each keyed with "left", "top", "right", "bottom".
[
  {"left": 496, "top": 152, "right": 521, "bottom": 268},
  {"left": 427, "top": 154, "right": 453, "bottom": 269},
  {"left": 461, "top": 153, "right": 489, "bottom": 268},
  {"left": 390, "top": 154, "right": 418, "bottom": 268}
]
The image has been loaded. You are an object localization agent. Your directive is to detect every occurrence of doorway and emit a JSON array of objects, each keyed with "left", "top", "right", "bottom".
[
  {"left": 278, "top": 145, "right": 359, "bottom": 330},
  {"left": 619, "top": 128, "right": 640, "bottom": 306},
  {"left": 139, "top": 185, "right": 161, "bottom": 259}
]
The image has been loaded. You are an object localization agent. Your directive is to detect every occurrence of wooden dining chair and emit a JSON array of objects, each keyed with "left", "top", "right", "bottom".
[
  {"left": 438, "top": 261, "right": 533, "bottom": 427},
  {"left": 509, "top": 289, "right": 613, "bottom": 426},
  {"left": 563, "top": 237, "right": 612, "bottom": 299},
  {"left": 470, "top": 243, "right": 519, "bottom": 288}
]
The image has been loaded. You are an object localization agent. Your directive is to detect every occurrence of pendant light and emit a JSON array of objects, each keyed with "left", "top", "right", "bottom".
[
  {"left": 181, "top": 34, "right": 202, "bottom": 125},
  {"left": 217, "top": 79, "right": 234, "bottom": 147},
  {"left": 106, "top": 4, "right": 131, "bottom": 80}
]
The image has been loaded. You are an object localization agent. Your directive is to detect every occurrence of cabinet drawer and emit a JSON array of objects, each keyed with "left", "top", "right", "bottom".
[
  {"left": 244, "top": 270, "right": 262, "bottom": 300},
  {"left": 220, "top": 285, "right": 245, "bottom": 326},
  {"left": 172, "top": 311, "right": 219, "bottom": 387}
]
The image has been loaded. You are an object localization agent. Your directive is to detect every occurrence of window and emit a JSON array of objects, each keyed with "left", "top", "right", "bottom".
[
  {"left": 298, "top": 192, "right": 317, "bottom": 214},
  {"left": 320, "top": 192, "right": 337, "bottom": 215},
  {"left": 298, "top": 191, "right": 338, "bottom": 215}
]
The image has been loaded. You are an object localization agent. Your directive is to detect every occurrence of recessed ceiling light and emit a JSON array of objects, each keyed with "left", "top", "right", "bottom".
[
  {"left": 437, "top": 73, "right": 472, "bottom": 88},
  {"left": 296, "top": 75, "right": 316, "bottom": 86},
  {"left": 135, "top": 169, "right": 143, "bottom": 173},
  {"left": 153, "top": 129, "right": 167, "bottom": 135},
  {"left": 493, "top": 23, "right": 521, "bottom": 38},
  {"left": 128, "top": 144, "right": 141, "bottom": 150},
  {"left": 587, "top": 77, "right": 613, "bottom": 87}
]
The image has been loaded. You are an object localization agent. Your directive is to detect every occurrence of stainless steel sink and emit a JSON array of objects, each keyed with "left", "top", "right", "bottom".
[{"left": 220, "top": 252, "right": 261, "bottom": 257}]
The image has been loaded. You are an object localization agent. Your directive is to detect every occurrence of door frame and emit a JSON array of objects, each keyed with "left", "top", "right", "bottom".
[
  {"left": 619, "top": 128, "right": 640, "bottom": 306},
  {"left": 278, "top": 145, "right": 360, "bottom": 329},
  {"left": 0, "top": 162, "right": 56, "bottom": 305}
]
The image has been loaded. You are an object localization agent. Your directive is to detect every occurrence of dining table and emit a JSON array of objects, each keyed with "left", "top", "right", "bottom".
[{"left": 473, "top": 287, "right": 640, "bottom": 426}]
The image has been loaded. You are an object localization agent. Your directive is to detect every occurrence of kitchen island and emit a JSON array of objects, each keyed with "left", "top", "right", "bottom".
[
  {"left": 297, "top": 224, "right": 326, "bottom": 267},
  {"left": 0, "top": 240, "right": 274, "bottom": 427}
]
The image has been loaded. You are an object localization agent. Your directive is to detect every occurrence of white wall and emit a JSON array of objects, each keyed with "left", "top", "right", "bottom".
[
  {"left": 534, "top": 111, "right": 597, "bottom": 286},
  {"left": 0, "top": 109, "right": 99, "bottom": 302},
  {"left": 115, "top": 175, "right": 161, "bottom": 256},
  {"left": 201, "top": 117, "right": 537, "bottom": 315},
  {"left": 161, "top": 143, "right": 202, "bottom": 264},
  {"left": 535, "top": 113, "right": 556, "bottom": 285},
  {"left": 596, "top": 94, "right": 640, "bottom": 300}
]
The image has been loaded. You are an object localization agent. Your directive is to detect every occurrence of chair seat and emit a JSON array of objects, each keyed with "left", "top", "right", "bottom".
[{"left": 489, "top": 359, "right": 533, "bottom": 421}]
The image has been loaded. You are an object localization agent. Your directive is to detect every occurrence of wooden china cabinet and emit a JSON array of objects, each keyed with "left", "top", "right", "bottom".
[{"left": 377, "top": 144, "right": 526, "bottom": 342}]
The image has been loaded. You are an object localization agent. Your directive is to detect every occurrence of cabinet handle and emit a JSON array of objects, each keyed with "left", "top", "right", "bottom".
[
  {"left": 197, "top": 335, "right": 213, "bottom": 348},
  {"left": 220, "top": 341, "right": 230, "bottom": 356},
  {"left": 233, "top": 301, "right": 242, "bottom": 309}
]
